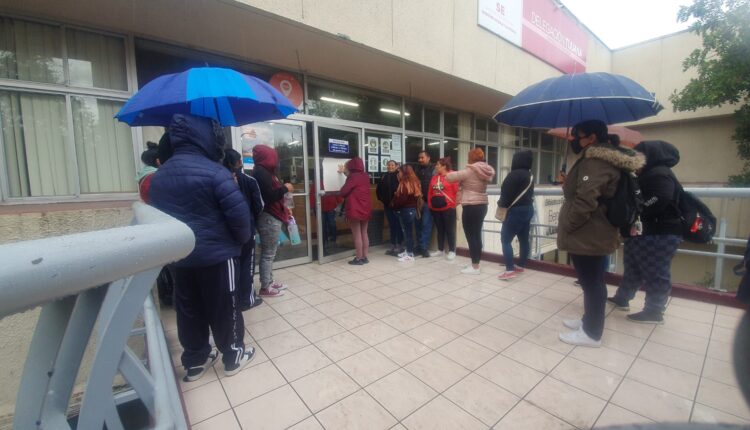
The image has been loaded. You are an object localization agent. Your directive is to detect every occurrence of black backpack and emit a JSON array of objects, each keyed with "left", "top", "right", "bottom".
[
  {"left": 604, "top": 169, "right": 644, "bottom": 231},
  {"left": 671, "top": 175, "right": 716, "bottom": 243}
]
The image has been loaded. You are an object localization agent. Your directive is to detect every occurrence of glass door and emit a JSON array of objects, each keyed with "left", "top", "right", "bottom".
[
  {"left": 233, "top": 119, "right": 312, "bottom": 268},
  {"left": 313, "top": 123, "right": 361, "bottom": 263}
]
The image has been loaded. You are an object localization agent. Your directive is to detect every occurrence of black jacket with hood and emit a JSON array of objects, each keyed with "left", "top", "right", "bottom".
[
  {"left": 499, "top": 150, "right": 534, "bottom": 208},
  {"left": 634, "top": 140, "right": 682, "bottom": 236},
  {"left": 376, "top": 170, "right": 399, "bottom": 208}
]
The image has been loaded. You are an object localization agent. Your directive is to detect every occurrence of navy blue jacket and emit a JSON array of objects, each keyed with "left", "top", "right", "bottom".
[{"left": 150, "top": 114, "right": 252, "bottom": 267}]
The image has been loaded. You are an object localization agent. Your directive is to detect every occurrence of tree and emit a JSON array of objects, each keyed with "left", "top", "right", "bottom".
[{"left": 670, "top": 0, "right": 750, "bottom": 185}]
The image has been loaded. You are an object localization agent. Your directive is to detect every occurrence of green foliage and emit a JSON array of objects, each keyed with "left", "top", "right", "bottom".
[{"left": 670, "top": 0, "right": 750, "bottom": 185}]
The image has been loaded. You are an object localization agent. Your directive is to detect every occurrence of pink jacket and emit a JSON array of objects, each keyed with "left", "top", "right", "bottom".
[{"left": 446, "top": 161, "right": 495, "bottom": 206}]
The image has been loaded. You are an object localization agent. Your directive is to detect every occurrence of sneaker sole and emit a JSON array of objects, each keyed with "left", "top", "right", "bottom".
[
  {"left": 183, "top": 352, "right": 219, "bottom": 382},
  {"left": 626, "top": 318, "right": 664, "bottom": 325},
  {"left": 224, "top": 351, "right": 256, "bottom": 377}
]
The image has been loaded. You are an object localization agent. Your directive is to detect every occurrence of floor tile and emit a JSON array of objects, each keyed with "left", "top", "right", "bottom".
[
  {"left": 291, "top": 364, "right": 360, "bottom": 413},
  {"left": 272, "top": 344, "right": 332, "bottom": 382},
  {"left": 444, "top": 373, "right": 520, "bottom": 426},
  {"left": 478, "top": 295, "right": 517, "bottom": 313},
  {"left": 703, "top": 356, "right": 740, "bottom": 387},
  {"left": 405, "top": 350, "right": 471, "bottom": 392},
  {"left": 604, "top": 314, "right": 656, "bottom": 339},
  {"left": 526, "top": 376, "right": 606, "bottom": 429},
  {"left": 662, "top": 314, "right": 713, "bottom": 338},
  {"left": 191, "top": 409, "right": 240, "bottom": 430},
  {"left": 257, "top": 329, "right": 311, "bottom": 358},
  {"left": 550, "top": 357, "right": 622, "bottom": 400},
  {"left": 501, "top": 339, "right": 564, "bottom": 373},
  {"left": 329, "top": 308, "right": 376, "bottom": 330},
  {"left": 316, "top": 389, "right": 397, "bottom": 430},
  {"left": 464, "top": 324, "right": 518, "bottom": 353},
  {"left": 287, "top": 416, "right": 324, "bottom": 429},
  {"left": 221, "top": 360, "right": 286, "bottom": 406},
  {"left": 402, "top": 395, "right": 487, "bottom": 430},
  {"left": 569, "top": 345, "right": 636, "bottom": 376},
  {"left": 691, "top": 403, "right": 750, "bottom": 425},
  {"left": 361, "top": 300, "right": 401, "bottom": 319},
  {"left": 314, "top": 299, "right": 356, "bottom": 317},
  {"left": 297, "top": 318, "right": 346, "bottom": 343},
  {"left": 638, "top": 341, "right": 704, "bottom": 375},
  {"left": 627, "top": 357, "right": 699, "bottom": 400},
  {"left": 707, "top": 338, "right": 734, "bottom": 362},
  {"left": 385, "top": 292, "right": 424, "bottom": 309},
  {"left": 430, "top": 295, "right": 472, "bottom": 311},
  {"left": 382, "top": 309, "right": 429, "bottom": 332},
  {"left": 696, "top": 377, "right": 750, "bottom": 420},
  {"left": 454, "top": 303, "right": 500, "bottom": 323},
  {"left": 351, "top": 320, "right": 401, "bottom": 346},
  {"left": 234, "top": 384, "right": 311, "bottom": 430},
  {"left": 665, "top": 303, "right": 715, "bottom": 324},
  {"left": 523, "top": 295, "right": 568, "bottom": 313},
  {"left": 409, "top": 286, "right": 444, "bottom": 301},
  {"left": 338, "top": 347, "right": 399, "bottom": 386},
  {"left": 598, "top": 328, "right": 646, "bottom": 355},
  {"left": 505, "top": 304, "right": 554, "bottom": 324},
  {"left": 593, "top": 404, "right": 652, "bottom": 428},
  {"left": 437, "top": 336, "right": 496, "bottom": 370},
  {"left": 365, "top": 368, "right": 437, "bottom": 420},
  {"left": 714, "top": 312, "right": 743, "bottom": 330},
  {"left": 344, "top": 291, "right": 381, "bottom": 308},
  {"left": 300, "top": 290, "right": 337, "bottom": 306},
  {"left": 408, "top": 301, "right": 452, "bottom": 320},
  {"left": 283, "top": 306, "right": 328, "bottom": 328},
  {"left": 475, "top": 354, "right": 544, "bottom": 397},
  {"left": 650, "top": 325, "right": 710, "bottom": 355},
  {"left": 248, "top": 315, "right": 294, "bottom": 340},
  {"left": 375, "top": 334, "right": 432, "bottom": 366},
  {"left": 493, "top": 400, "right": 574, "bottom": 430},
  {"left": 611, "top": 378, "right": 693, "bottom": 422},
  {"left": 244, "top": 304, "right": 280, "bottom": 324},
  {"left": 432, "top": 312, "right": 483, "bottom": 335},
  {"left": 485, "top": 313, "right": 537, "bottom": 337},
  {"left": 270, "top": 297, "right": 310, "bottom": 315},
  {"left": 406, "top": 322, "right": 459, "bottom": 348},
  {"left": 522, "top": 324, "right": 575, "bottom": 354},
  {"left": 315, "top": 331, "right": 369, "bottom": 361},
  {"left": 183, "top": 380, "right": 231, "bottom": 424},
  {"left": 711, "top": 325, "right": 736, "bottom": 343}
]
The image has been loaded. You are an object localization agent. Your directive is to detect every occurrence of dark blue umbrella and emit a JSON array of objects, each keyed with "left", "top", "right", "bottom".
[
  {"left": 494, "top": 72, "right": 663, "bottom": 128},
  {"left": 115, "top": 67, "right": 298, "bottom": 127}
]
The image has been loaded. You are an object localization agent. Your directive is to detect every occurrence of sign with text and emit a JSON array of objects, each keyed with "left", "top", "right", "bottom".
[
  {"left": 328, "top": 138, "right": 350, "bottom": 154},
  {"left": 478, "top": 0, "right": 588, "bottom": 73}
]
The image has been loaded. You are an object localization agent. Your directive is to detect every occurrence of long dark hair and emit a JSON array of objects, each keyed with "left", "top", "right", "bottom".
[
  {"left": 140, "top": 141, "right": 159, "bottom": 167},
  {"left": 223, "top": 148, "right": 242, "bottom": 171}
]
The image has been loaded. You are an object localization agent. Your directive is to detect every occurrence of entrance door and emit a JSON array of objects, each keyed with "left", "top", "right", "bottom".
[
  {"left": 313, "top": 123, "right": 361, "bottom": 263},
  {"left": 234, "top": 120, "right": 312, "bottom": 268}
]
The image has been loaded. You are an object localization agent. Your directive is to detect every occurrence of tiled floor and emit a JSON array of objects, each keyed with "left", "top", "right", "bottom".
[{"left": 161, "top": 252, "right": 750, "bottom": 429}]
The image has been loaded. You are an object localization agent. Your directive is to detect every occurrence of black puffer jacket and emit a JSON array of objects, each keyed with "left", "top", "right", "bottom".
[
  {"left": 634, "top": 140, "right": 682, "bottom": 236},
  {"left": 499, "top": 150, "right": 534, "bottom": 208},
  {"left": 414, "top": 163, "right": 435, "bottom": 202},
  {"left": 376, "top": 171, "right": 399, "bottom": 208}
]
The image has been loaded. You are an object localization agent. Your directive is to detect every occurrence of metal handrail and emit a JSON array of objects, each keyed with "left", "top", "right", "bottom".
[{"left": 0, "top": 202, "right": 194, "bottom": 429}]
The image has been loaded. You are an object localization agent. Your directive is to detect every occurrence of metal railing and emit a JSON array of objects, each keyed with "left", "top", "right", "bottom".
[
  {"left": 485, "top": 186, "right": 750, "bottom": 291},
  {"left": 0, "top": 202, "right": 194, "bottom": 429}
]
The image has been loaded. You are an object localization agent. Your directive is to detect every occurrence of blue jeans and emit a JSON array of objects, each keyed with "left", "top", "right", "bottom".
[
  {"left": 501, "top": 205, "right": 534, "bottom": 271},
  {"left": 384, "top": 207, "right": 403, "bottom": 248},
  {"left": 415, "top": 203, "right": 433, "bottom": 250},
  {"left": 397, "top": 208, "right": 417, "bottom": 254},
  {"left": 322, "top": 210, "right": 337, "bottom": 243}
]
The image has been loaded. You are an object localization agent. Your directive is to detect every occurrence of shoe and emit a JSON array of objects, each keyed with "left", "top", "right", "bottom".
[
  {"left": 429, "top": 250, "right": 444, "bottom": 257},
  {"left": 559, "top": 327, "right": 601, "bottom": 347},
  {"left": 183, "top": 348, "right": 218, "bottom": 382},
  {"left": 269, "top": 282, "right": 287, "bottom": 291},
  {"left": 460, "top": 265, "right": 481, "bottom": 275},
  {"left": 398, "top": 253, "right": 415, "bottom": 262},
  {"left": 497, "top": 271, "right": 517, "bottom": 281},
  {"left": 421, "top": 250, "right": 431, "bottom": 258},
  {"left": 607, "top": 297, "right": 630, "bottom": 311},
  {"left": 240, "top": 295, "right": 263, "bottom": 312},
  {"left": 385, "top": 249, "right": 398, "bottom": 256},
  {"left": 563, "top": 319, "right": 583, "bottom": 330},
  {"left": 259, "top": 287, "right": 284, "bottom": 297},
  {"left": 361, "top": 257, "right": 369, "bottom": 264},
  {"left": 514, "top": 267, "right": 525, "bottom": 273},
  {"left": 349, "top": 258, "right": 365, "bottom": 265},
  {"left": 446, "top": 251, "right": 456, "bottom": 260},
  {"left": 224, "top": 346, "right": 256, "bottom": 377},
  {"left": 397, "top": 250, "right": 409, "bottom": 258},
  {"left": 627, "top": 310, "right": 664, "bottom": 324}
]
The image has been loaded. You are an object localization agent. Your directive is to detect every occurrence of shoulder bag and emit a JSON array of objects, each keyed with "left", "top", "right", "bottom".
[{"left": 495, "top": 175, "right": 533, "bottom": 222}]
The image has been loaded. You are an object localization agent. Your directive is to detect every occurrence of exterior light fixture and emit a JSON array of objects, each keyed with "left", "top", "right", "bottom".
[{"left": 320, "top": 96, "right": 358, "bottom": 107}]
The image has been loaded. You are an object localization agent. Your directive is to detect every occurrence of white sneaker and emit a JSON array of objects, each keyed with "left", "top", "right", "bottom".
[
  {"left": 398, "top": 253, "right": 415, "bottom": 262},
  {"left": 429, "top": 250, "right": 444, "bottom": 257},
  {"left": 559, "top": 327, "right": 601, "bottom": 347},
  {"left": 446, "top": 251, "right": 456, "bottom": 260},
  {"left": 460, "top": 265, "right": 481, "bottom": 275},
  {"left": 397, "top": 250, "right": 408, "bottom": 258},
  {"left": 563, "top": 319, "right": 583, "bottom": 330}
]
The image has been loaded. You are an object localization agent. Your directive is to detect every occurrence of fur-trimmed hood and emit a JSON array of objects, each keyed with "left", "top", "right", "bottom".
[{"left": 584, "top": 143, "right": 645, "bottom": 172}]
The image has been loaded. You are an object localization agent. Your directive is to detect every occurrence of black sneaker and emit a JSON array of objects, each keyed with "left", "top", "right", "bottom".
[
  {"left": 607, "top": 297, "right": 630, "bottom": 311},
  {"left": 627, "top": 310, "right": 664, "bottom": 324},
  {"left": 241, "top": 295, "right": 264, "bottom": 312},
  {"left": 348, "top": 258, "right": 365, "bottom": 265},
  {"left": 421, "top": 250, "right": 431, "bottom": 258},
  {"left": 183, "top": 348, "right": 219, "bottom": 382},
  {"left": 385, "top": 249, "right": 399, "bottom": 256},
  {"left": 361, "top": 257, "right": 369, "bottom": 264},
  {"left": 225, "top": 346, "right": 256, "bottom": 377}
]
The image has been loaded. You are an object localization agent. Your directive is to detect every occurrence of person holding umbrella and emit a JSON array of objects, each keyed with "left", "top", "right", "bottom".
[{"left": 557, "top": 119, "right": 645, "bottom": 347}]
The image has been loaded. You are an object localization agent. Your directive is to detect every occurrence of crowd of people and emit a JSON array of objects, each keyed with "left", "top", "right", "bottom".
[{"left": 137, "top": 112, "right": 702, "bottom": 381}]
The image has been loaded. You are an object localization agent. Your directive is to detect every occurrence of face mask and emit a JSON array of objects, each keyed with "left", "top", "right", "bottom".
[{"left": 570, "top": 138, "right": 584, "bottom": 154}]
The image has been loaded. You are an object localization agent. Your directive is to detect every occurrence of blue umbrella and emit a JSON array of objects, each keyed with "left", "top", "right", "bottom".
[
  {"left": 494, "top": 72, "right": 663, "bottom": 128},
  {"left": 115, "top": 67, "right": 298, "bottom": 127}
]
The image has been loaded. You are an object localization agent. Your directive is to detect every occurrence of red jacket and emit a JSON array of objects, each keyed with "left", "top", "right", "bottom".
[
  {"left": 339, "top": 157, "right": 372, "bottom": 221},
  {"left": 427, "top": 172, "right": 459, "bottom": 211}
]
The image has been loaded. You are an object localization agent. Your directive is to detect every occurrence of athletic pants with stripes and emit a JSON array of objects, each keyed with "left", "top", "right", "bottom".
[
  {"left": 174, "top": 257, "right": 245, "bottom": 368},
  {"left": 238, "top": 235, "right": 256, "bottom": 307}
]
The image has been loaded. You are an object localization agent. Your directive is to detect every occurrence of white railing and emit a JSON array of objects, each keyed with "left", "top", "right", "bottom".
[
  {"left": 0, "top": 202, "right": 194, "bottom": 429},
  {"left": 485, "top": 186, "right": 750, "bottom": 291}
]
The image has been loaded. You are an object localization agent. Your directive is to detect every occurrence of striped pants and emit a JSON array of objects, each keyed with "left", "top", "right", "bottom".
[
  {"left": 614, "top": 235, "right": 681, "bottom": 313},
  {"left": 174, "top": 257, "right": 246, "bottom": 368}
]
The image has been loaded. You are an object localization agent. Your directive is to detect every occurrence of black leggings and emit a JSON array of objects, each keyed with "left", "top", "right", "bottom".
[
  {"left": 432, "top": 209, "right": 456, "bottom": 252},
  {"left": 462, "top": 204, "right": 487, "bottom": 264},
  {"left": 570, "top": 254, "right": 608, "bottom": 340}
]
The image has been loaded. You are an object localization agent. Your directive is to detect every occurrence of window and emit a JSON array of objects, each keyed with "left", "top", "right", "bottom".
[
  {"left": 405, "top": 101, "right": 422, "bottom": 132},
  {"left": 475, "top": 118, "right": 487, "bottom": 141},
  {"left": 444, "top": 112, "right": 458, "bottom": 138},
  {"left": 424, "top": 138, "right": 440, "bottom": 161},
  {"left": 306, "top": 80, "right": 402, "bottom": 128},
  {"left": 405, "top": 136, "right": 423, "bottom": 163},
  {"left": 0, "top": 17, "right": 135, "bottom": 200},
  {"left": 424, "top": 107, "right": 440, "bottom": 134}
]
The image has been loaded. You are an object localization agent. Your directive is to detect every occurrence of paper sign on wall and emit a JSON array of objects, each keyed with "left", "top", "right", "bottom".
[{"left": 321, "top": 157, "right": 346, "bottom": 192}]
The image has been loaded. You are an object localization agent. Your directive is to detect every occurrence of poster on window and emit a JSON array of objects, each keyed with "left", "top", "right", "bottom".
[
  {"left": 390, "top": 134, "right": 403, "bottom": 163},
  {"left": 367, "top": 155, "right": 379, "bottom": 172},
  {"left": 378, "top": 138, "right": 390, "bottom": 155},
  {"left": 380, "top": 157, "right": 391, "bottom": 172},
  {"left": 367, "top": 136, "right": 379, "bottom": 154}
]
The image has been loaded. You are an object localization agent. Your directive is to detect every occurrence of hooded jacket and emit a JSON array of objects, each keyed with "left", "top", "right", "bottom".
[
  {"left": 446, "top": 161, "right": 495, "bottom": 206},
  {"left": 499, "top": 150, "right": 534, "bottom": 208},
  {"left": 339, "top": 157, "right": 372, "bottom": 221},
  {"left": 428, "top": 171, "right": 459, "bottom": 211},
  {"left": 633, "top": 140, "right": 682, "bottom": 236},
  {"left": 376, "top": 170, "right": 399, "bottom": 208},
  {"left": 557, "top": 142, "right": 645, "bottom": 256},
  {"left": 251, "top": 144, "right": 289, "bottom": 224},
  {"left": 149, "top": 114, "right": 252, "bottom": 267}
]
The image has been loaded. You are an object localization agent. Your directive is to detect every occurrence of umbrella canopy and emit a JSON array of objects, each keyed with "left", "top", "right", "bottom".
[
  {"left": 547, "top": 125, "right": 643, "bottom": 148},
  {"left": 115, "top": 67, "right": 298, "bottom": 127},
  {"left": 494, "top": 72, "right": 663, "bottom": 128}
]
